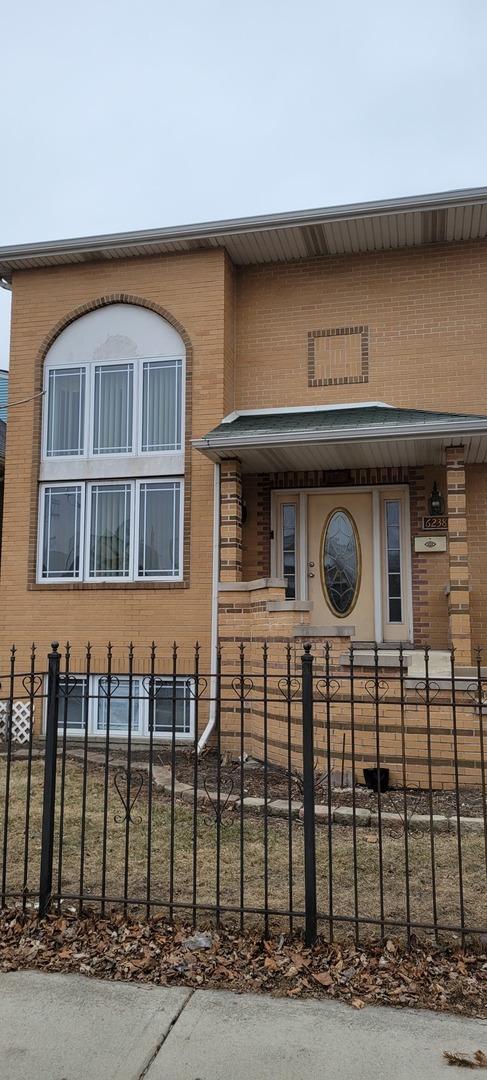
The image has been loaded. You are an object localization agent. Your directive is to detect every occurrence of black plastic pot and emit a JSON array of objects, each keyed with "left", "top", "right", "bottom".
[{"left": 363, "top": 767, "right": 390, "bottom": 793}]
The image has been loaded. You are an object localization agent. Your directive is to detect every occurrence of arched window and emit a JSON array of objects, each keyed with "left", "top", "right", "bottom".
[{"left": 38, "top": 304, "right": 185, "bottom": 583}]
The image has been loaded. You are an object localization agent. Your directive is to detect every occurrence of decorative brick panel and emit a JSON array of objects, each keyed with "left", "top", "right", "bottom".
[{"left": 308, "top": 325, "right": 369, "bottom": 387}]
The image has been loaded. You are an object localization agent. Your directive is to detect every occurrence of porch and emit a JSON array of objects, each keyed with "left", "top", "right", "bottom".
[{"left": 195, "top": 402, "right": 487, "bottom": 669}]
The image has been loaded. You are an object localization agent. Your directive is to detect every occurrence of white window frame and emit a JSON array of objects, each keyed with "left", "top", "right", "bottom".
[
  {"left": 87, "top": 480, "right": 134, "bottom": 581},
  {"left": 57, "top": 675, "right": 88, "bottom": 733},
  {"left": 92, "top": 361, "right": 135, "bottom": 456},
  {"left": 41, "top": 352, "right": 185, "bottom": 465},
  {"left": 45, "top": 366, "right": 86, "bottom": 458},
  {"left": 37, "top": 483, "right": 86, "bottom": 584},
  {"left": 271, "top": 492, "right": 304, "bottom": 600},
  {"left": 47, "top": 674, "right": 195, "bottom": 741},
  {"left": 135, "top": 479, "right": 182, "bottom": 581},
  {"left": 37, "top": 478, "right": 184, "bottom": 584},
  {"left": 384, "top": 496, "right": 403, "bottom": 626},
  {"left": 141, "top": 358, "right": 183, "bottom": 453}
]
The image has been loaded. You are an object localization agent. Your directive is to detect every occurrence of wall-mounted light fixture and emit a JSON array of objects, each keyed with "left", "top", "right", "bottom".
[{"left": 429, "top": 481, "right": 444, "bottom": 516}]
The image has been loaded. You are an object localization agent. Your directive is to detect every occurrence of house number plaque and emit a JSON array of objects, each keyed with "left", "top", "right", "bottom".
[{"left": 422, "top": 515, "right": 448, "bottom": 531}]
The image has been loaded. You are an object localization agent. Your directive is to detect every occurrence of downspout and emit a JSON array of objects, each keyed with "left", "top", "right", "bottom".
[{"left": 197, "top": 461, "right": 221, "bottom": 752}]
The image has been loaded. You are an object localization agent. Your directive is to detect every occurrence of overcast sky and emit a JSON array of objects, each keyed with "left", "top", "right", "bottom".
[{"left": 1, "top": 0, "right": 486, "bottom": 370}]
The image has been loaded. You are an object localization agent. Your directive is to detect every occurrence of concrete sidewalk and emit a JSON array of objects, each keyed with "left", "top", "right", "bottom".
[{"left": 0, "top": 971, "right": 485, "bottom": 1080}]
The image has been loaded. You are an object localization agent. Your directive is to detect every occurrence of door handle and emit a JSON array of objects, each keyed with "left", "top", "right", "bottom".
[{"left": 308, "top": 571, "right": 315, "bottom": 578}]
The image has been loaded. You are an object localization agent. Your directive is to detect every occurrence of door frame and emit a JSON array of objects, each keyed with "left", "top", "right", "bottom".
[{"left": 270, "top": 484, "right": 413, "bottom": 643}]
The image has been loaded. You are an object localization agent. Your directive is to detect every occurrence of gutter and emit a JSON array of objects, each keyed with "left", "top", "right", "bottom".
[
  {"left": 197, "top": 462, "right": 220, "bottom": 753},
  {"left": 193, "top": 417, "right": 487, "bottom": 458},
  {"left": 1, "top": 185, "right": 487, "bottom": 277}
]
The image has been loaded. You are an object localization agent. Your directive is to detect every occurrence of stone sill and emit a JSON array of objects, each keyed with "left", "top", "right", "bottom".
[
  {"left": 292, "top": 625, "right": 354, "bottom": 638},
  {"left": 218, "top": 577, "right": 286, "bottom": 592},
  {"left": 267, "top": 600, "right": 313, "bottom": 612}
]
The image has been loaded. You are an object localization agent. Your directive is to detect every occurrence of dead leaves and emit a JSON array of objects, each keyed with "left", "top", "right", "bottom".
[
  {"left": 0, "top": 908, "right": 485, "bottom": 1018},
  {"left": 312, "top": 971, "right": 333, "bottom": 987},
  {"left": 443, "top": 1050, "right": 487, "bottom": 1068}
]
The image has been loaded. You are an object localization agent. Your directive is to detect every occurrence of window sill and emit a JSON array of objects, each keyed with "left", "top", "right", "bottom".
[
  {"left": 40, "top": 451, "right": 184, "bottom": 482},
  {"left": 29, "top": 580, "right": 189, "bottom": 592}
]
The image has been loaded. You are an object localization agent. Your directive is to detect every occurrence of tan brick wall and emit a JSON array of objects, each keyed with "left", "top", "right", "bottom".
[
  {"left": 466, "top": 465, "right": 487, "bottom": 650},
  {"left": 223, "top": 255, "right": 236, "bottom": 417},
  {"left": 4, "top": 238, "right": 487, "bottom": 662},
  {"left": 235, "top": 241, "right": 487, "bottom": 413},
  {"left": 217, "top": 620, "right": 484, "bottom": 789},
  {"left": 0, "top": 250, "right": 229, "bottom": 665}
]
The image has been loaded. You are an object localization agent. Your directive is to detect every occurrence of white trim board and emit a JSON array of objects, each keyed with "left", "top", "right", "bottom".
[{"left": 221, "top": 402, "right": 393, "bottom": 423}]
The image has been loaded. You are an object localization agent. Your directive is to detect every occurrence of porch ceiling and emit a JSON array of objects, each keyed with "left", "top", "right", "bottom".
[{"left": 193, "top": 404, "right": 487, "bottom": 473}]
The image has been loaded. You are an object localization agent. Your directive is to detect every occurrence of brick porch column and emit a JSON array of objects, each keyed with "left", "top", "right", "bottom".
[
  {"left": 446, "top": 445, "right": 472, "bottom": 665},
  {"left": 220, "top": 459, "right": 243, "bottom": 582}
]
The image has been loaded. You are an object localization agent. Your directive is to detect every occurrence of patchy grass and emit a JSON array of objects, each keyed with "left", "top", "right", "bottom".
[{"left": 0, "top": 758, "right": 486, "bottom": 941}]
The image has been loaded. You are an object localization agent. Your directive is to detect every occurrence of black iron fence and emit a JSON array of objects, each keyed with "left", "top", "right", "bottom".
[{"left": 0, "top": 640, "right": 486, "bottom": 945}]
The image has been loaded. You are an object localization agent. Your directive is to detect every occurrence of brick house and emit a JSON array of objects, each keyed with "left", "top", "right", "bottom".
[{"left": 1, "top": 187, "right": 487, "bottom": 776}]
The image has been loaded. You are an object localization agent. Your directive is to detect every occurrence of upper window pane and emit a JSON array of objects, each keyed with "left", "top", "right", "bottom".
[
  {"left": 138, "top": 481, "right": 180, "bottom": 578},
  {"left": 42, "top": 485, "right": 82, "bottom": 579},
  {"left": 89, "top": 483, "right": 131, "bottom": 578},
  {"left": 93, "top": 364, "right": 133, "bottom": 455},
  {"left": 46, "top": 368, "right": 85, "bottom": 457},
  {"left": 142, "top": 360, "right": 182, "bottom": 452}
]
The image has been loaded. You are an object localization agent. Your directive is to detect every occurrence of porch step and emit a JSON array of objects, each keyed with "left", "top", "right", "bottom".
[
  {"left": 339, "top": 649, "right": 453, "bottom": 676},
  {"left": 294, "top": 624, "right": 355, "bottom": 637},
  {"left": 339, "top": 650, "right": 412, "bottom": 669}
]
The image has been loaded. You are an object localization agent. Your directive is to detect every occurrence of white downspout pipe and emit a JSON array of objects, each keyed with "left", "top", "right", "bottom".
[{"left": 197, "top": 461, "right": 221, "bottom": 752}]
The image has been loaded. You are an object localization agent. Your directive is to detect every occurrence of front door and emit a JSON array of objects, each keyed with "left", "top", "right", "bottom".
[
  {"left": 273, "top": 486, "right": 412, "bottom": 643},
  {"left": 307, "top": 493, "right": 375, "bottom": 640}
]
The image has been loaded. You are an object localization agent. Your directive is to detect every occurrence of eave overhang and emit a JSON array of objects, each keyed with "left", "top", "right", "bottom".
[{"left": 2, "top": 185, "right": 487, "bottom": 279}]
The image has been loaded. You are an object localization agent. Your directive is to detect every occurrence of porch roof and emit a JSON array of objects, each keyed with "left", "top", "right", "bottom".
[{"left": 193, "top": 403, "right": 487, "bottom": 473}]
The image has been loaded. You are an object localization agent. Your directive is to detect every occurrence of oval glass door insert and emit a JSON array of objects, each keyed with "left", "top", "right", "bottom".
[{"left": 321, "top": 509, "right": 360, "bottom": 616}]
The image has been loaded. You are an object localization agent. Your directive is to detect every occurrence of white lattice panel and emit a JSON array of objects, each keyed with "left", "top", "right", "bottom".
[{"left": 0, "top": 700, "right": 34, "bottom": 745}]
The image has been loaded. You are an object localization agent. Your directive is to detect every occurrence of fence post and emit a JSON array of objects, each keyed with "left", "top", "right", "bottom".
[
  {"left": 301, "top": 643, "right": 317, "bottom": 946},
  {"left": 39, "top": 642, "right": 60, "bottom": 917}
]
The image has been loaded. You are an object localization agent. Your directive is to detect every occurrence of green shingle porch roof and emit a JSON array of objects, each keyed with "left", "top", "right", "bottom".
[
  {"left": 200, "top": 405, "right": 487, "bottom": 441},
  {"left": 193, "top": 404, "right": 487, "bottom": 473}
]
